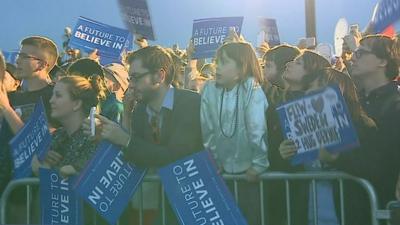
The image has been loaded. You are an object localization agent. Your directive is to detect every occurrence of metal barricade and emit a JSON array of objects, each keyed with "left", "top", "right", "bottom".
[
  {"left": 0, "top": 172, "right": 393, "bottom": 225},
  {"left": 386, "top": 201, "right": 400, "bottom": 225}
]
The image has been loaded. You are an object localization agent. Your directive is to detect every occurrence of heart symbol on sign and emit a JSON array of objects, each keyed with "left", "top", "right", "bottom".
[{"left": 311, "top": 96, "right": 324, "bottom": 113}]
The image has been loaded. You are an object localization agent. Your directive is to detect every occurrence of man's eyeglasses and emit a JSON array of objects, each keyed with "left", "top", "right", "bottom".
[
  {"left": 128, "top": 71, "right": 154, "bottom": 82},
  {"left": 16, "top": 52, "right": 46, "bottom": 63},
  {"left": 354, "top": 48, "right": 375, "bottom": 59}
]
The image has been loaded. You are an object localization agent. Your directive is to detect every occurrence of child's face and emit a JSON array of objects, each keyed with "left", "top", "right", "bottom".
[
  {"left": 264, "top": 60, "right": 278, "bottom": 83},
  {"left": 216, "top": 51, "right": 240, "bottom": 88},
  {"left": 283, "top": 56, "right": 307, "bottom": 83}
]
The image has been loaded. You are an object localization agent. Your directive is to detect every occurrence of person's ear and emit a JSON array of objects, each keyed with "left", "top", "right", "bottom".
[
  {"left": 14, "top": 80, "right": 21, "bottom": 89},
  {"left": 35, "top": 60, "right": 48, "bottom": 72},
  {"left": 154, "top": 68, "right": 166, "bottom": 85},
  {"left": 73, "top": 99, "right": 83, "bottom": 112},
  {"left": 112, "top": 82, "right": 121, "bottom": 92}
]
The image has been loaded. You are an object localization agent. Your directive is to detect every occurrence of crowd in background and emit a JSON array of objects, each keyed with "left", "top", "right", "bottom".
[{"left": 0, "top": 20, "right": 399, "bottom": 225}]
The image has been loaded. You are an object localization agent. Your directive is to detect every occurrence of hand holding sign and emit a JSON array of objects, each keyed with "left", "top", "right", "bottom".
[
  {"left": 276, "top": 85, "right": 359, "bottom": 165},
  {"left": 134, "top": 34, "right": 149, "bottom": 49},
  {"left": 318, "top": 148, "right": 339, "bottom": 163},
  {"left": 60, "top": 165, "right": 78, "bottom": 178},
  {"left": 43, "top": 150, "right": 63, "bottom": 166},
  {"left": 279, "top": 139, "right": 298, "bottom": 159}
]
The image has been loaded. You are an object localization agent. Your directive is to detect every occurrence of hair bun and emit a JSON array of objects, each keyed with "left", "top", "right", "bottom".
[{"left": 88, "top": 74, "right": 106, "bottom": 101}]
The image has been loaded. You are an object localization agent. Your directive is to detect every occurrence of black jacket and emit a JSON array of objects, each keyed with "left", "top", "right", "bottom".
[
  {"left": 360, "top": 81, "right": 400, "bottom": 206},
  {"left": 123, "top": 88, "right": 204, "bottom": 168}
]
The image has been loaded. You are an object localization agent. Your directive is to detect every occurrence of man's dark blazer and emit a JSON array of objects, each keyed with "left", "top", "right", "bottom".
[{"left": 124, "top": 88, "right": 204, "bottom": 168}]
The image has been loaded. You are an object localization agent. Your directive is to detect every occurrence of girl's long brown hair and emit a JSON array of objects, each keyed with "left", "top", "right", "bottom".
[
  {"left": 320, "top": 68, "right": 376, "bottom": 127},
  {"left": 215, "top": 42, "right": 263, "bottom": 85}
]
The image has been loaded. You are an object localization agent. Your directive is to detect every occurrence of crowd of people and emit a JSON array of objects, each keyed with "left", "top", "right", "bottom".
[{"left": 0, "top": 20, "right": 399, "bottom": 225}]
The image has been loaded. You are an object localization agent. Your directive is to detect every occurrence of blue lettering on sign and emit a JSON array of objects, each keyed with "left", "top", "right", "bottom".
[
  {"left": 74, "top": 141, "right": 146, "bottom": 225},
  {"left": 10, "top": 98, "right": 51, "bottom": 179},
  {"left": 192, "top": 17, "right": 244, "bottom": 59},
  {"left": 159, "top": 151, "right": 248, "bottom": 225},
  {"left": 69, "top": 17, "right": 131, "bottom": 65},
  {"left": 276, "top": 85, "right": 360, "bottom": 165},
  {"left": 40, "top": 169, "right": 82, "bottom": 225}
]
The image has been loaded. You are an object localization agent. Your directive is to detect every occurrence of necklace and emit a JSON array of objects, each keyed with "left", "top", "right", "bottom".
[{"left": 219, "top": 85, "right": 240, "bottom": 138}]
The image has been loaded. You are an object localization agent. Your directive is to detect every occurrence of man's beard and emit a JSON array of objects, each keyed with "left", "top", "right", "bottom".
[{"left": 140, "top": 87, "right": 159, "bottom": 103}]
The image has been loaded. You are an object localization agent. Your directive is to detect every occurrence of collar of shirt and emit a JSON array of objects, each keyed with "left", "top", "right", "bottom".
[
  {"left": 146, "top": 86, "right": 175, "bottom": 123},
  {"left": 162, "top": 85, "right": 175, "bottom": 111}
]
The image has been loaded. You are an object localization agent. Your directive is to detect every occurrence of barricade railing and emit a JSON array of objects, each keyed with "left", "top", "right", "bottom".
[
  {"left": 0, "top": 172, "right": 393, "bottom": 225},
  {"left": 386, "top": 201, "right": 400, "bottom": 225}
]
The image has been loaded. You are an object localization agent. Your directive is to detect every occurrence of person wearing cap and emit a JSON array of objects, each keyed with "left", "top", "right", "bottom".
[
  {"left": 102, "top": 63, "right": 129, "bottom": 124},
  {"left": 104, "top": 63, "right": 128, "bottom": 102}
]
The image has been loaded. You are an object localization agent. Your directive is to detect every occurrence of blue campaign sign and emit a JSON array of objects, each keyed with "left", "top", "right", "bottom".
[
  {"left": 372, "top": 0, "right": 400, "bottom": 33},
  {"left": 125, "top": 33, "right": 135, "bottom": 51},
  {"left": 2, "top": 51, "right": 18, "bottom": 65},
  {"left": 69, "top": 16, "right": 131, "bottom": 64},
  {"left": 118, "top": 0, "right": 155, "bottom": 40},
  {"left": 258, "top": 18, "right": 280, "bottom": 47},
  {"left": 99, "top": 54, "right": 123, "bottom": 66},
  {"left": 98, "top": 33, "right": 133, "bottom": 65},
  {"left": 276, "top": 85, "right": 360, "bottom": 165},
  {"left": 39, "top": 168, "right": 83, "bottom": 225},
  {"left": 192, "top": 17, "right": 244, "bottom": 59},
  {"left": 9, "top": 98, "right": 52, "bottom": 179},
  {"left": 159, "top": 150, "right": 248, "bottom": 225},
  {"left": 73, "top": 141, "right": 147, "bottom": 225}
]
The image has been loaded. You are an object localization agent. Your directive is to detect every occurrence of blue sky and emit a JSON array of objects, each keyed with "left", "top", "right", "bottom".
[{"left": 0, "top": 0, "right": 378, "bottom": 52}]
